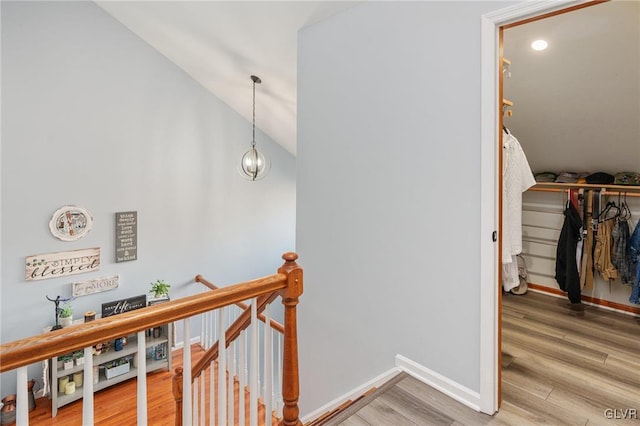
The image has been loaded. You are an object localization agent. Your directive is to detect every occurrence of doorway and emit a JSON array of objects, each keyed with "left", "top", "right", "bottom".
[
  {"left": 483, "top": 2, "right": 636, "bottom": 420},
  {"left": 478, "top": 0, "right": 632, "bottom": 416}
]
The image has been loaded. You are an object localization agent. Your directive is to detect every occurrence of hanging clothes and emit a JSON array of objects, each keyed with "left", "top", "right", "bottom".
[
  {"left": 555, "top": 201, "right": 583, "bottom": 304},
  {"left": 593, "top": 219, "right": 618, "bottom": 281},
  {"left": 628, "top": 220, "right": 640, "bottom": 304},
  {"left": 612, "top": 218, "right": 633, "bottom": 284},
  {"left": 502, "top": 129, "right": 536, "bottom": 292}
]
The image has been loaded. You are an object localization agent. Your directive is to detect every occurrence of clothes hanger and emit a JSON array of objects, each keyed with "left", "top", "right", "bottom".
[
  {"left": 619, "top": 193, "right": 631, "bottom": 221},
  {"left": 597, "top": 200, "right": 620, "bottom": 223}
]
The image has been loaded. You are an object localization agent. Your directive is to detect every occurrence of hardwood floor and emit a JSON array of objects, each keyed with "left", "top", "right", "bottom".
[
  {"left": 19, "top": 292, "right": 640, "bottom": 425},
  {"left": 331, "top": 291, "right": 640, "bottom": 425},
  {"left": 22, "top": 344, "right": 275, "bottom": 425},
  {"left": 21, "top": 345, "right": 204, "bottom": 425}
]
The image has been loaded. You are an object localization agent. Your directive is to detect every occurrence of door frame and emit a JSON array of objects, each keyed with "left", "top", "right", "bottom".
[{"left": 478, "top": 0, "right": 598, "bottom": 415}]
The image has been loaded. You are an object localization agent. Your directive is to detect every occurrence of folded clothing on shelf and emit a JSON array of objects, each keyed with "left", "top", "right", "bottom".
[{"left": 614, "top": 172, "right": 640, "bottom": 186}]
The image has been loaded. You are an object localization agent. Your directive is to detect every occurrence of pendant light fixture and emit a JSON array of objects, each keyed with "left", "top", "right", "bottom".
[{"left": 238, "top": 75, "right": 270, "bottom": 181}]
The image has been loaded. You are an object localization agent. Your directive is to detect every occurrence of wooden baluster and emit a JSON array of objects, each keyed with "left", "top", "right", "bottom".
[
  {"left": 193, "top": 376, "right": 199, "bottom": 426},
  {"left": 209, "top": 361, "right": 215, "bottom": 426},
  {"left": 16, "top": 366, "right": 28, "bottom": 426},
  {"left": 83, "top": 346, "right": 95, "bottom": 425},
  {"left": 200, "top": 372, "right": 205, "bottom": 426},
  {"left": 239, "top": 330, "right": 246, "bottom": 426},
  {"left": 218, "top": 308, "right": 227, "bottom": 426},
  {"left": 137, "top": 331, "right": 148, "bottom": 425},
  {"left": 228, "top": 341, "right": 235, "bottom": 426},
  {"left": 183, "top": 319, "right": 192, "bottom": 426},
  {"left": 250, "top": 298, "right": 259, "bottom": 426},
  {"left": 172, "top": 367, "right": 183, "bottom": 426},
  {"left": 264, "top": 305, "right": 273, "bottom": 426},
  {"left": 278, "top": 252, "right": 303, "bottom": 426}
]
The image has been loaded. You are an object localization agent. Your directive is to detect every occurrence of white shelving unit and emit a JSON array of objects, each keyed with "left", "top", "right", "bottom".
[{"left": 50, "top": 323, "right": 172, "bottom": 417}]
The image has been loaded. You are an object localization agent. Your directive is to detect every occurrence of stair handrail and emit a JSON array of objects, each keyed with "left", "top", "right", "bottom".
[
  {"left": 0, "top": 257, "right": 293, "bottom": 373},
  {"left": 196, "top": 274, "right": 285, "bottom": 334}
]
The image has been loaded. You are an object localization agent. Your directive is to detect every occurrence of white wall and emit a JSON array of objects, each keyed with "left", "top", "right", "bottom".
[
  {"left": 1, "top": 1, "right": 295, "bottom": 396},
  {"left": 297, "top": 0, "right": 511, "bottom": 416}
]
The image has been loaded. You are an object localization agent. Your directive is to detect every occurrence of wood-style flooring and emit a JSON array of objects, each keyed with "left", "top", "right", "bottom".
[
  {"left": 22, "top": 345, "right": 275, "bottom": 425},
  {"left": 330, "top": 291, "right": 640, "bottom": 425}
]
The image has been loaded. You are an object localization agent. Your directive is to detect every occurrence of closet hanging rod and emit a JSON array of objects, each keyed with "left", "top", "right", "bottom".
[{"left": 529, "top": 183, "right": 640, "bottom": 197}]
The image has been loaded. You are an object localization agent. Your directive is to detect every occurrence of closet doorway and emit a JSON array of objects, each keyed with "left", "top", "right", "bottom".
[{"left": 497, "top": 1, "right": 640, "bottom": 423}]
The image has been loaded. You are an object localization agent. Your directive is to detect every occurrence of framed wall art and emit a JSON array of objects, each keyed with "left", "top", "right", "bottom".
[{"left": 49, "top": 205, "right": 93, "bottom": 241}]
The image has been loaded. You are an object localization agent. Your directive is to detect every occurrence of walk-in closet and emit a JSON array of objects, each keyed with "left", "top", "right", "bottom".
[{"left": 499, "top": 1, "right": 640, "bottom": 424}]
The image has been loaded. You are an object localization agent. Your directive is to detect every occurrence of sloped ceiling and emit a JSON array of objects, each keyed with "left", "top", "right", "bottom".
[
  {"left": 97, "top": 1, "right": 640, "bottom": 167},
  {"left": 504, "top": 0, "right": 640, "bottom": 173},
  {"left": 96, "top": 1, "right": 361, "bottom": 156}
]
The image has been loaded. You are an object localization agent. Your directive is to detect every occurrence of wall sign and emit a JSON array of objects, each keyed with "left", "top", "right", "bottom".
[
  {"left": 72, "top": 275, "right": 119, "bottom": 297},
  {"left": 115, "top": 211, "right": 137, "bottom": 263},
  {"left": 101, "top": 294, "right": 146, "bottom": 318},
  {"left": 25, "top": 247, "right": 100, "bottom": 281},
  {"left": 49, "top": 205, "right": 93, "bottom": 241}
]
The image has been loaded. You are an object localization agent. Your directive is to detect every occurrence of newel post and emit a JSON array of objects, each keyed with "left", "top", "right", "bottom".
[
  {"left": 278, "top": 252, "right": 303, "bottom": 426},
  {"left": 172, "top": 367, "right": 183, "bottom": 426}
]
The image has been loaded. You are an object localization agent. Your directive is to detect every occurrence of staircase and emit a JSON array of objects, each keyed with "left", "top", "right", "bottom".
[
  {"left": 0, "top": 252, "right": 302, "bottom": 426},
  {"left": 173, "top": 254, "right": 302, "bottom": 426}
]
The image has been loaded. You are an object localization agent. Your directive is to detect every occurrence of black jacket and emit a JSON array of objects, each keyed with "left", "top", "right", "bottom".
[{"left": 555, "top": 202, "right": 583, "bottom": 303}]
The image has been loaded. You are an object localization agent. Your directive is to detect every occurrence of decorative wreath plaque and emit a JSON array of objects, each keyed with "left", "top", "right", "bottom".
[{"left": 49, "top": 205, "right": 93, "bottom": 241}]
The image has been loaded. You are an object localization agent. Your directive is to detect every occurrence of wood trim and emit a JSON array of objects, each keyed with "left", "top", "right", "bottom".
[
  {"left": 497, "top": 25, "right": 504, "bottom": 409},
  {"left": 527, "top": 283, "right": 640, "bottom": 316},
  {"left": 501, "top": 0, "right": 607, "bottom": 29},
  {"left": 0, "top": 273, "right": 287, "bottom": 372},
  {"left": 195, "top": 274, "right": 285, "bottom": 334}
]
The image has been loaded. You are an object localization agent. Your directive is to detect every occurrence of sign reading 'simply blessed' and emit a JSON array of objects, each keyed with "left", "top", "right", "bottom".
[{"left": 25, "top": 247, "right": 100, "bottom": 281}]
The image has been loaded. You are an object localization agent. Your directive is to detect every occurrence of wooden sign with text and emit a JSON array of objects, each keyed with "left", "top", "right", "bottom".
[
  {"left": 115, "top": 211, "right": 137, "bottom": 263},
  {"left": 25, "top": 247, "right": 100, "bottom": 281},
  {"left": 72, "top": 275, "right": 119, "bottom": 297},
  {"left": 101, "top": 294, "right": 147, "bottom": 318}
]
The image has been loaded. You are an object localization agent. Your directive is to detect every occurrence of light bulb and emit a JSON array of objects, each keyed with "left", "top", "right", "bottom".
[
  {"left": 238, "top": 146, "right": 271, "bottom": 181},
  {"left": 531, "top": 39, "right": 548, "bottom": 51}
]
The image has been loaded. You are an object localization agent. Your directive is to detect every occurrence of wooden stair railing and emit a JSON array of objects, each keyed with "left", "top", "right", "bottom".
[
  {"left": 173, "top": 252, "right": 303, "bottom": 426},
  {"left": 196, "top": 274, "right": 286, "bottom": 334},
  {"left": 0, "top": 252, "right": 301, "bottom": 426}
]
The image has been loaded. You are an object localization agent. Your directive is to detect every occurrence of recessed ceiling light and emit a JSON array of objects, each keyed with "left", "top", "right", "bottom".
[{"left": 531, "top": 40, "right": 548, "bottom": 51}]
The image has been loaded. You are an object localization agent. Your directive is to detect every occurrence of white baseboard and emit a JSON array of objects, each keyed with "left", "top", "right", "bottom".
[
  {"left": 173, "top": 335, "right": 201, "bottom": 350},
  {"left": 395, "top": 354, "right": 481, "bottom": 412},
  {"left": 300, "top": 367, "right": 402, "bottom": 424}
]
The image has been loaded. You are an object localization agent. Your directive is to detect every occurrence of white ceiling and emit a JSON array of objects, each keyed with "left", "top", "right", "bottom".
[
  {"left": 96, "top": 1, "right": 361, "bottom": 156},
  {"left": 504, "top": 0, "right": 640, "bottom": 173}
]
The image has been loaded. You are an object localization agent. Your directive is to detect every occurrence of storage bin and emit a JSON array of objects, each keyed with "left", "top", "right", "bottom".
[{"left": 104, "top": 362, "right": 129, "bottom": 380}]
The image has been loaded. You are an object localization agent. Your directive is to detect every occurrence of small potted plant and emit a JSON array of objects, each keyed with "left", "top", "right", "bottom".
[
  {"left": 61, "top": 355, "right": 74, "bottom": 370},
  {"left": 149, "top": 279, "right": 170, "bottom": 301},
  {"left": 73, "top": 350, "right": 84, "bottom": 366},
  {"left": 59, "top": 301, "right": 73, "bottom": 327}
]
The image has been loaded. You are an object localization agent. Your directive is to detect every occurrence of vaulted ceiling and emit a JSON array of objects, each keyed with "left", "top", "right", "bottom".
[
  {"left": 97, "top": 1, "right": 639, "bottom": 168},
  {"left": 96, "top": 1, "right": 361, "bottom": 156}
]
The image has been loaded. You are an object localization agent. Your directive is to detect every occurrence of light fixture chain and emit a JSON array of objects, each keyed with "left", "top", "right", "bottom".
[{"left": 252, "top": 79, "right": 256, "bottom": 148}]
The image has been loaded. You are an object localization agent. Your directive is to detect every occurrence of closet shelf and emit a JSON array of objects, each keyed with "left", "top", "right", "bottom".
[{"left": 530, "top": 182, "right": 640, "bottom": 197}]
